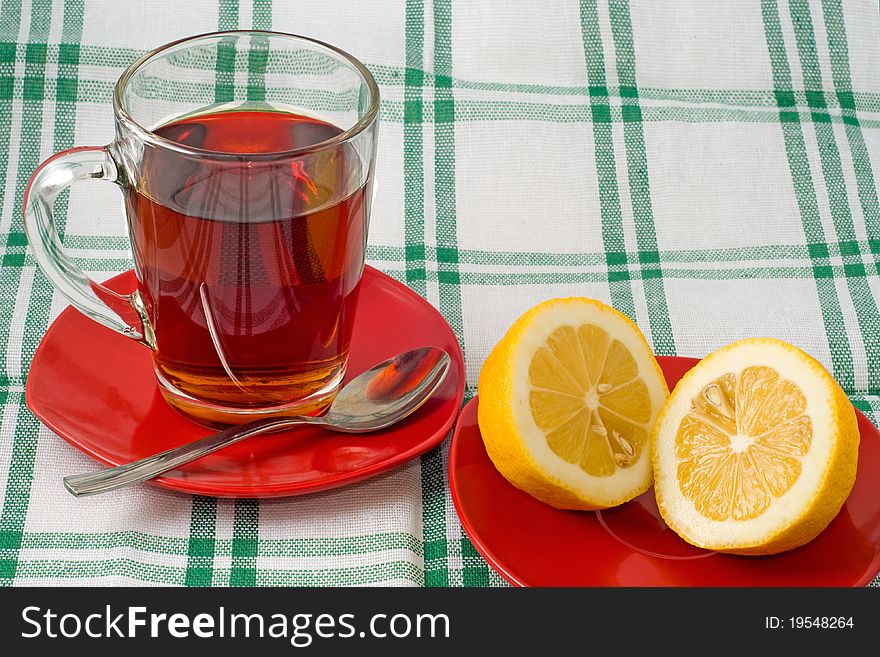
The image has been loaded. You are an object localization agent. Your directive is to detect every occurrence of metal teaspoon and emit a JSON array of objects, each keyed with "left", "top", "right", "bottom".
[{"left": 63, "top": 347, "right": 451, "bottom": 497}]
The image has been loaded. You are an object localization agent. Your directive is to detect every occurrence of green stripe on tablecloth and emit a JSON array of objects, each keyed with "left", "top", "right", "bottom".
[
  {"left": 14, "top": 558, "right": 186, "bottom": 585},
  {"left": 253, "top": 0, "right": 272, "bottom": 29},
  {"left": 421, "top": 0, "right": 457, "bottom": 588},
  {"left": 51, "top": 246, "right": 880, "bottom": 283},
  {"left": 381, "top": 240, "right": 880, "bottom": 268},
  {"left": 254, "top": 561, "right": 423, "bottom": 586},
  {"left": 404, "top": 0, "right": 427, "bottom": 294},
  {"left": 405, "top": 0, "right": 443, "bottom": 589},
  {"left": 15, "top": 68, "right": 880, "bottom": 127},
  {"left": 0, "top": 5, "right": 22, "bottom": 260},
  {"left": 39, "top": 238, "right": 880, "bottom": 283},
  {"left": 579, "top": 0, "right": 636, "bottom": 320},
  {"left": 18, "top": 39, "right": 880, "bottom": 113},
  {"left": 418, "top": 102, "right": 880, "bottom": 126},
  {"left": 230, "top": 499, "right": 259, "bottom": 586},
  {"left": 639, "top": 87, "right": 880, "bottom": 112},
  {"left": 0, "top": 0, "right": 53, "bottom": 587},
  {"left": 0, "top": 14, "right": 21, "bottom": 255},
  {"left": 49, "top": 254, "right": 880, "bottom": 285},
  {"left": 16, "top": 66, "right": 880, "bottom": 124},
  {"left": 57, "top": 235, "right": 880, "bottom": 268},
  {"left": 228, "top": 1, "right": 273, "bottom": 589},
  {"left": 11, "top": 529, "right": 425, "bottom": 585},
  {"left": 760, "top": 0, "right": 853, "bottom": 389},
  {"left": 788, "top": 0, "right": 880, "bottom": 392},
  {"left": 246, "top": 4, "right": 269, "bottom": 102},
  {"left": 16, "top": 529, "right": 421, "bottom": 555},
  {"left": 0, "top": 0, "right": 33, "bottom": 343},
  {"left": 213, "top": 0, "right": 238, "bottom": 102},
  {"left": 822, "top": 0, "right": 880, "bottom": 244},
  {"left": 42, "top": 92, "right": 880, "bottom": 128},
  {"left": 385, "top": 241, "right": 880, "bottom": 266},
  {"left": 0, "top": 391, "right": 34, "bottom": 584},
  {"left": 10, "top": 558, "right": 420, "bottom": 586},
  {"left": 185, "top": 497, "right": 217, "bottom": 586},
  {"left": 246, "top": 41, "right": 268, "bottom": 101},
  {"left": 184, "top": 0, "right": 240, "bottom": 587},
  {"left": 433, "top": 0, "right": 464, "bottom": 343},
  {"left": 608, "top": 0, "right": 676, "bottom": 355},
  {"left": 52, "top": 0, "right": 83, "bottom": 240},
  {"left": 381, "top": 264, "right": 880, "bottom": 285}
]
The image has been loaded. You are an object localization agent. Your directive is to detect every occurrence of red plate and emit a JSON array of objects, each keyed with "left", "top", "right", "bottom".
[
  {"left": 27, "top": 266, "right": 464, "bottom": 498},
  {"left": 450, "top": 356, "right": 880, "bottom": 586}
]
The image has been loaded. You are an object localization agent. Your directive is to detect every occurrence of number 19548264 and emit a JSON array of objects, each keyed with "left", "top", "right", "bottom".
[{"left": 765, "top": 617, "right": 854, "bottom": 629}]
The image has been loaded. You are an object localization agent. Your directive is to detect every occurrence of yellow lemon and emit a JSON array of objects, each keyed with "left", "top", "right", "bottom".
[
  {"left": 652, "top": 338, "right": 859, "bottom": 554},
  {"left": 477, "top": 298, "right": 669, "bottom": 510}
]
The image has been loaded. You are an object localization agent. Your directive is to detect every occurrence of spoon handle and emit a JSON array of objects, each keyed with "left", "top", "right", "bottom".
[{"left": 63, "top": 416, "right": 314, "bottom": 497}]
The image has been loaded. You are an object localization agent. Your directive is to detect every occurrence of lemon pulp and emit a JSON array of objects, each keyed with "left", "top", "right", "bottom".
[
  {"left": 676, "top": 366, "right": 811, "bottom": 521},
  {"left": 528, "top": 325, "right": 650, "bottom": 477}
]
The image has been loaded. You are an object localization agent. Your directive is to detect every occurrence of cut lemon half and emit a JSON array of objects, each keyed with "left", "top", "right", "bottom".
[
  {"left": 652, "top": 338, "right": 859, "bottom": 555},
  {"left": 477, "top": 298, "right": 669, "bottom": 510}
]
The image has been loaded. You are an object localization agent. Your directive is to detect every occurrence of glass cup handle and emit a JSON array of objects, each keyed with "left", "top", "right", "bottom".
[{"left": 23, "top": 145, "right": 155, "bottom": 349}]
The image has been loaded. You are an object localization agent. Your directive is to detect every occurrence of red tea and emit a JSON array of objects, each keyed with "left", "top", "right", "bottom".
[{"left": 126, "top": 110, "right": 368, "bottom": 422}]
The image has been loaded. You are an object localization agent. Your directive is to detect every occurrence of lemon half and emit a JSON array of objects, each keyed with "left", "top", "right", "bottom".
[
  {"left": 477, "top": 298, "right": 669, "bottom": 510},
  {"left": 652, "top": 338, "right": 859, "bottom": 554}
]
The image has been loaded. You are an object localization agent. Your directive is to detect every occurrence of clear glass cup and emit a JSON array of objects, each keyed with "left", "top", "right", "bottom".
[{"left": 24, "top": 31, "right": 380, "bottom": 426}]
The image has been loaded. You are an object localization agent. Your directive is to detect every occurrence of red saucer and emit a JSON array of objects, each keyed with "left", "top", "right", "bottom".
[
  {"left": 450, "top": 356, "right": 880, "bottom": 586},
  {"left": 27, "top": 266, "right": 464, "bottom": 498}
]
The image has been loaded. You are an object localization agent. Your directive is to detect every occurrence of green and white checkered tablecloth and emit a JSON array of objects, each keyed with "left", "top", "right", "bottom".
[{"left": 1, "top": 0, "right": 880, "bottom": 586}]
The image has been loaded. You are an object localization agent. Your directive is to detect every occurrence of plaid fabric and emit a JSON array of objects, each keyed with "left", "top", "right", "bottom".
[{"left": 0, "top": 0, "right": 879, "bottom": 587}]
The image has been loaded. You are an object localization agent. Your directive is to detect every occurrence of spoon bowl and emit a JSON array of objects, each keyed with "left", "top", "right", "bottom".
[
  {"left": 63, "top": 347, "right": 451, "bottom": 496},
  {"left": 324, "top": 346, "right": 451, "bottom": 431}
]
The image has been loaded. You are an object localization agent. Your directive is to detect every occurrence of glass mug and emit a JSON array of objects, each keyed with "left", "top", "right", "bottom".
[{"left": 23, "top": 32, "right": 379, "bottom": 426}]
